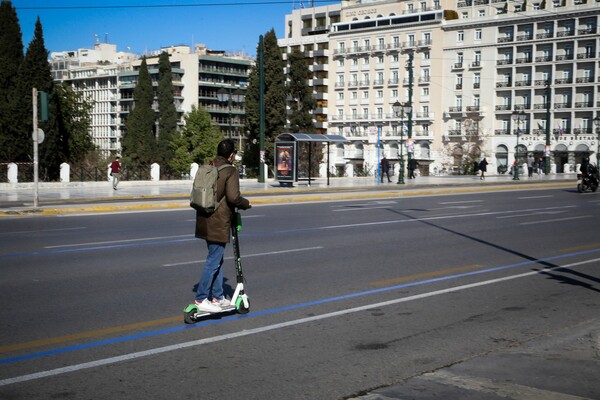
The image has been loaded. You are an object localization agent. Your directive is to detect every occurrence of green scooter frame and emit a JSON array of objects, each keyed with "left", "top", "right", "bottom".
[{"left": 183, "top": 212, "right": 250, "bottom": 324}]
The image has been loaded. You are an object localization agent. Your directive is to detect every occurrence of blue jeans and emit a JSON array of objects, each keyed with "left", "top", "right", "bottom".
[{"left": 196, "top": 241, "right": 226, "bottom": 301}]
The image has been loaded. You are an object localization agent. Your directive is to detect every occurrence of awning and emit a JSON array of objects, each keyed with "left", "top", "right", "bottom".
[{"left": 276, "top": 133, "right": 348, "bottom": 143}]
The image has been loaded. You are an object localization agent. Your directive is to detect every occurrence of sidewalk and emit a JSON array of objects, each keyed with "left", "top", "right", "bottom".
[{"left": 0, "top": 173, "right": 577, "bottom": 215}]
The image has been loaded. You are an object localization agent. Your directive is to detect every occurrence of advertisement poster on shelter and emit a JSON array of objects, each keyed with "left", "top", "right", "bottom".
[{"left": 276, "top": 142, "right": 295, "bottom": 182}]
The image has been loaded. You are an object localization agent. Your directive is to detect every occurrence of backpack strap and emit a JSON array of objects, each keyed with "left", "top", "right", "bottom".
[{"left": 215, "top": 164, "right": 235, "bottom": 206}]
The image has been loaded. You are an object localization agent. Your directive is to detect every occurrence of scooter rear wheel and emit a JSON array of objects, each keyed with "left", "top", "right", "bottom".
[{"left": 184, "top": 310, "right": 197, "bottom": 324}]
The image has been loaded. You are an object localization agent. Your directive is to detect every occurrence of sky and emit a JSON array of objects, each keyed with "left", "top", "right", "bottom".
[{"left": 11, "top": 0, "right": 323, "bottom": 57}]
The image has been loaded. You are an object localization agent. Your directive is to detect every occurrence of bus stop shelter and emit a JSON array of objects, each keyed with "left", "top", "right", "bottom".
[{"left": 275, "top": 133, "right": 348, "bottom": 187}]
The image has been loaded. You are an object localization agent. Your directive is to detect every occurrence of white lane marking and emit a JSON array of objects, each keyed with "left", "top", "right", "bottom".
[
  {"left": 44, "top": 234, "right": 193, "bottom": 249},
  {"left": 0, "top": 227, "right": 87, "bottom": 235},
  {"left": 422, "top": 370, "right": 593, "bottom": 400},
  {"left": 2, "top": 257, "right": 597, "bottom": 387},
  {"left": 496, "top": 210, "right": 567, "bottom": 219},
  {"left": 518, "top": 195, "right": 553, "bottom": 200},
  {"left": 439, "top": 200, "right": 484, "bottom": 204},
  {"left": 163, "top": 246, "right": 324, "bottom": 267},
  {"left": 519, "top": 216, "right": 590, "bottom": 226}
]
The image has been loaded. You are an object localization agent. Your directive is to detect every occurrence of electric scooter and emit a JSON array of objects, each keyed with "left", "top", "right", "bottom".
[{"left": 183, "top": 211, "right": 250, "bottom": 324}]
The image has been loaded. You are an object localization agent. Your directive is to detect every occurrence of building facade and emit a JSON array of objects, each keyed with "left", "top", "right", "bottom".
[
  {"left": 50, "top": 43, "right": 252, "bottom": 158},
  {"left": 279, "top": 0, "right": 599, "bottom": 177}
]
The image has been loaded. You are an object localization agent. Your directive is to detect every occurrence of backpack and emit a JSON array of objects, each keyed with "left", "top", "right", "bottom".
[{"left": 190, "top": 164, "right": 234, "bottom": 213}]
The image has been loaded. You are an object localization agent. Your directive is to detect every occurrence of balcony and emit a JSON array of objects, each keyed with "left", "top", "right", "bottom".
[
  {"left": 554, "top": 102, "right": 571, "bottom": 109},
  {"left": 515, "top": 57, "right": 532, "bottom": 64},
  {"left": 470, "top": 61, "right": 482, "bottom": 69},
  {"left": 556, "top": 30, "right": 574, "bottom": 37},
  {"left": 515, "top": 80, "right": 532, "bottom": 87},
  {"left": 498, "top": 36, "right": 514, "bottom": 43},
  {"left": 496, "top": 81, "right": 512, "bottom": 88},
  {"left": 452, "top": 62, "right": 464, "bottom": 70},
  {"left": 455, "top": 84, "right": 463, "bottom": 90},
  {"left": 574, "top": 102, "right": 593, "bottom": 108},
  {"left": 535, "top": 55, "right": 552, "bottom": 62},
  {"left": 418, "top": 77, "right": 431, "bottom": 85},
  {"left": 495, "top": 105, "right": 511, "bottom": 111},
  {"left": 536, "top": 32, "right": 554, "bottom": 39},
  {"left": 555, "top": 54, "right": 574, "bottom": 61},
  {"left": 516, "top": 34, "right": 533, "bottom": 41},
  {"left": 495, "top": 129, "right": 510, "bottom": 135},
  {"left": 448, "top": 107, "right": 463, "bottom": 113},
  {"left": 577, "top": 53, "right": 595, "bottom": 60},
  {"left": 578, "top": 27, "right": 597, "bottom": 35},
  {"left": 576, "top": 76, "right": 594, "bottom": 83},
  {"left": 388, "top": 78, "right": 400, "bottom": 86},
  {"left": 473, "top": 82, "right": 480, "bottom": 89},
  {"left": 496, "top": 59, "right": 513, "bottom": 66},
  {"left": 554, "top": 78, "right": 572, "bottom": 85}
]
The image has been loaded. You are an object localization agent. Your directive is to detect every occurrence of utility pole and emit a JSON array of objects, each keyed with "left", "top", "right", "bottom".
[
  {"left": 544, "top": 78, "right": 551, "bottom": 174},
  {"left": 32, "top": 88, "right": 39, "bottom": 208},
  {"left": 258, "top": 35, "right": 266, "bottom": 183},
  {"left": 406, "top": 52, "right": 414, "bottom": 178}
]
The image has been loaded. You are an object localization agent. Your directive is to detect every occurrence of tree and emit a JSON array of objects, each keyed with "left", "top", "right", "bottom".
[
  {"left": 157, "top": 51, "right": 177, "bottom": 167},
  {"left": 243, "top": 29, "right": 287, "bottom": 177},
  {"left": 122, "top": 57, "right": 157, "bottom": 169},
  {"left": 0, "top": 0, "right": 26, "bottom": 162},
  {"left": 287, "top": 47, "right": 320, "bottom": 177},
  {"left": 169, "top": 105, "right": 223, "bottom": 176},
  {"left": 287, "top": 47, "right": 315, "bottom": 134},
  {"left": 21, "top": 18, "right": 63, "bottom": 180},
  {"left": 54, "top": 83, "right": 95, "bottom": 166}
]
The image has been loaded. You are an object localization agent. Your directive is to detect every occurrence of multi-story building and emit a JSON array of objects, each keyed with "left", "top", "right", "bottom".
[
  {"left": 50, "top": 42, "right": 137, "bottom": 156},
  {"left": 279, "top": 0, "right": 600, "bottom": 177},
  {"left": 51, "top": 43, "right": 252, "bottom": 158}
]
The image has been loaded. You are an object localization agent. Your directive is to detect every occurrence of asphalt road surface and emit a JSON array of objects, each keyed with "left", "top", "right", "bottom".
[{"left": 1, "top": 186, "right": 599, "bottom": 399}]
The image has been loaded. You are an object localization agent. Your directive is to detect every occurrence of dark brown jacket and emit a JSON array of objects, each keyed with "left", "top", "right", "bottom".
[{"left": 195, "top": 156, "right": 250, "bottom": 243}]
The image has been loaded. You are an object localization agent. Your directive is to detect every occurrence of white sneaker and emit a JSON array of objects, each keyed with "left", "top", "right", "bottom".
[
  {"left": 212, "top": 297, "right": 231, "bottom": 308},
  {"left": 194, "top": 298, "right": 221, "bottom": 313}
]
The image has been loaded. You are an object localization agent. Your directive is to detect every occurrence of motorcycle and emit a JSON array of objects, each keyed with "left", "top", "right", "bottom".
[{"left": 577, "top": 164, "right": 599, "bottom": 193}]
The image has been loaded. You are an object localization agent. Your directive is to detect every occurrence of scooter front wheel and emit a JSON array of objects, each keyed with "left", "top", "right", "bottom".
[
  {"left": 235, "top": 297, "right": 250, "bottom": 314},
  {"left": 577, "top": 183, "right": 584, "bottom": 193}
]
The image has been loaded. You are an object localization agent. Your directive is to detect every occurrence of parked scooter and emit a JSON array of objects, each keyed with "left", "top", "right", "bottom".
[{"left": 577, "top": 163, "right": 599, "bottom": 193}]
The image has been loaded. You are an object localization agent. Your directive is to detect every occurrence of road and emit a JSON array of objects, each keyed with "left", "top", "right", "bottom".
[{"left": 1, "top": 186, "right": 599, "bottom": 399}]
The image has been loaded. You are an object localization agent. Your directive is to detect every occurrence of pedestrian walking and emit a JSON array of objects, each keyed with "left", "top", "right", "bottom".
[
  {"left": 110, "top": 156, "right": 121, "bottom": 190},
  {"left": 408, "top": 158, "right": 419, "bottom": 179},
  {"left": 527, "top": 154, "right": 534, "bottom": 177},
  {"left": 380, "top": 156, "right": 391, "bottom": 183},
  {"left": 537, "top": 158, "right": 544, "bottom": 176},
  {"left": 193, "top": 139, "right": 251, "bottom": 313},
  {"left": 479, "top": 158, "right": 488, "bottom": 180}
]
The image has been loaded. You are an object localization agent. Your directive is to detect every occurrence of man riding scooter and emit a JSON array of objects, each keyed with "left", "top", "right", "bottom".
[{"left": 577, "top": 158, "right": 599, "bottom": 193}]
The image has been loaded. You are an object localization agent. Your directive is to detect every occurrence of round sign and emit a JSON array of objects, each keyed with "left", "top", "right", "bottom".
[{"left": 32, "top": 128, "right": 45, "bottom": 144}]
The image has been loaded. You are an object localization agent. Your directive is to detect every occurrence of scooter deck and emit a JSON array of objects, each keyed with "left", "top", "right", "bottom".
[{"left": 184, "top": 304, "right": 237, "bottom": 323}]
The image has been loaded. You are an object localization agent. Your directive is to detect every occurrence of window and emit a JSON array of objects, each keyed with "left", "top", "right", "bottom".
[
  {"left": 352, "top": 40, "right": 359, "bottom": 51},
  {"left": 474, "top": 50, "right": 481, "bottom": 64},
  {"left": 420, "top": 1, "right": 426, "bottom": 10},
  {"left": 362, "top": 91, "right": 369, "bottom": 100},
  {"left": 391, "top": 89, "right": 398, "bottom": 98},
  {"left": 392, "top": 54, "right": 399, "bottom": 63},
  {"left": 362, "top": 108, "right": 369, "bottom": 118},
  {"left": 363, "top": 39, "right": 370, "bottom": 50},
  {"left": 457, "top": 31, "right": 464, "bottom": 42},
  {"left": 478, "top": 9, "right": 485, "bottom": 17},
  {"left": 407, "top": 3, "right": 414, "bottom": 12},
  {"left": 377, "top": 55, "right": 384, "bottom": 64},
  {"left": 378, "top": 38, "right": 384, "bottom": 49},
  {"left": 362, "top": 72, "right": 369, "bottom": 83},
  {"left": 337, "top": 59, "right": 344, "bottom": 67},
  {"left": 457, "top": 52, "right": 464, "bottom": 65},
  {"left": 422, "top": 87, "right": 429, "bottom": 96},
  {"left": 456, "top": 95, "right": 462, "bottom": 108},
  {"left": 474, "top": 73, "right": 481, "bottom": 87},
  {"left": 393, "top": 36, "right": 400, "bottom": 48},
  {"left": 473, "top": 94, "right": 480, "bottom": 107},
  {"left": 337, "top": 92, "right": 344, "bottom": 101},
  {"left": 423, "top": 51, "right": 430, "bottom": 60},
  {"left": 456, "top": 74, "right": 463, "bottom": 88},
  {"left": 408, "top": 34, "right": 415, "bottom": 46},
  {"left": 462, "top": 12, "right": 469, "bottom": 18},
  {"left": 533, "top": 3, "right": 540, "bottom": 10},
  {"left": 363, "top": 56, "right": 369, "bottom": 65},
  {"left": 377, "top": 90, "right": 383, "bottom": 99},
  {"left": 475, "top": 29, "right": 482, "bottom": 40}
]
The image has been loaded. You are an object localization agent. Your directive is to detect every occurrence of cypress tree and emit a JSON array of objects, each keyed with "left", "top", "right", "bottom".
[
  {"left": 21, "top": 18, "right": 62, "bottom": 180},
  {"left": 157, "top": 51, "right": 177, "bottom": 168},
  {"left": 287, "top": 47, "right": 320, "bottom": 177},
  {"left": 287, "top": 47, "right": 315, "bottom": 134},
  {"left": 0, "top": 0, "right": 25, "bottom": 162},
  {"left": 243, "top": 29, "right": 287, "bottom": 177},
  {"left": 122, "top": 57, "right": 156, "bottom": 170}
]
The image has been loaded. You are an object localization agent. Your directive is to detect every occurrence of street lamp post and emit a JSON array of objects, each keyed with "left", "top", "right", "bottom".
[
  {"left": 594, "top": 115, "right": 600, "bottom": 167},
  {"left": 511, "top": 110, "right": 526, "bottom": 180},
  {"left": 393, "top": 101, "right": 411, "bottom": 184}
]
